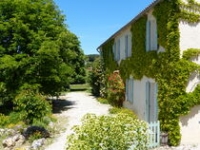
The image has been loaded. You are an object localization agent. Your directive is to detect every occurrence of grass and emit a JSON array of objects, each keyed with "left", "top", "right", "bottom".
[
  {"left": 97, "top": 97, "right": 109, "bottom": 104},
  {"left": 70, "top": 84, "right": 91, "bottom": 92}
]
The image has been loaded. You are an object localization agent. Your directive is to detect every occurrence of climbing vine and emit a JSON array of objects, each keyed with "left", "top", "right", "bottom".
[
  {"left": 101, "top": 0, "right": 200, "bottom": 146},
  {"left": 101, "top": 39, "right": 118, "bottom": 73}
]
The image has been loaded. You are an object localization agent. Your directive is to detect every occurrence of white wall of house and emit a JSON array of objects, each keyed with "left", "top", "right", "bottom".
[
  {"left": 179, "top": 105, "right": 200, "bottom": 144},
  {"left": 180, "top": 55, "right": 200, "bottom": 144},
  {"left": 179, "top": 21, "right": 200, "bottom": 57},
  {"left": 123, "top": 76, "right": 157, "bottom": 122},
  {"left": 179, "top": 15, "right": 200, "bottom": 143}
]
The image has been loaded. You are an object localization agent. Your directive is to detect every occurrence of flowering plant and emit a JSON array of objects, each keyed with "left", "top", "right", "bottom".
[{"left": 107, "top": 70, "right": 125, "bottom": 107}]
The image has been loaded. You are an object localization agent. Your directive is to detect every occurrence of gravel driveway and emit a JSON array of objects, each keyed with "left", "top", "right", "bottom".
[
  {"left": 45, "top": 92, "right": 111, "bottom": 150},
  {"left": 45, "top": 92, "right": 200, "bottom": 150}
]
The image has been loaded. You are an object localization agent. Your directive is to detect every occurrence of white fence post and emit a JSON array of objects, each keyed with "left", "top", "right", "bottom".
[{"left": 148, "top": 121, "right": 160, "bottom": 148}]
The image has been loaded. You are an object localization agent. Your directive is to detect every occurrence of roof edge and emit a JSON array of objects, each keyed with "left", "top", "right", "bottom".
[{"left": 97, "top": 0, "right": 163, "bottom": 51}]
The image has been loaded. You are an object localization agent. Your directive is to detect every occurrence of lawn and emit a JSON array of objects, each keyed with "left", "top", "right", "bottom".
[{"left": 69, "top": 84, "right": 91, "bottom": 92}]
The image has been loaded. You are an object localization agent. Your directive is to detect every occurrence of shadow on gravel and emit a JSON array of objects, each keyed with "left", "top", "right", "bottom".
[{"left": 51, "top": 99, "right": 76, "bottom": 114}]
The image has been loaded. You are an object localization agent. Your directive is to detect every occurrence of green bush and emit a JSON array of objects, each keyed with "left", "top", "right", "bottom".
[
  {"left": 14, "top": 89, "right": 52, "bottom": 124},
  {"left": 109, "top": 107, "right": 138, "bottom": 119},
  {"left": 0, "top": 113, "right": 9, "bottom": 127},
  {"left": 67, "top": 113, "right": 148, "bottom": 150},
  {"left": 0, "top": 112, "right": 26, "bottom": 128},
  {"left": 23, "top": 126, "right": 50, "bottom": 142}
]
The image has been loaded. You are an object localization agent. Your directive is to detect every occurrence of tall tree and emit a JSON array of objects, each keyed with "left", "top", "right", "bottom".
[{"left": 0, "top": 0, "right": 85, "bottom": 104}]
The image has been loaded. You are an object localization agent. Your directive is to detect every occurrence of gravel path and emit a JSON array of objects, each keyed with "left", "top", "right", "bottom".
[
  {"left": 45, "top": 92, "right": 200, "bottom": 150},
  {"left": 45, "top": 92, "right": 111, "bottom": 150}
]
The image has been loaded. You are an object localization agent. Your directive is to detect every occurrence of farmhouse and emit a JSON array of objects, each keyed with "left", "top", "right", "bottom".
[{"left": 97, "top": 0, "right": 200, "bottom": 146}]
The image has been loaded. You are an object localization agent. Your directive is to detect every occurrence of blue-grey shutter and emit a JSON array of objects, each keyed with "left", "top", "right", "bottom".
[
  {"left": 152, "top": 20, "right": 158, "bottom": 50},
  {"left": 146, "top": 20, "right": 150, "bottom": 51},
  {"left": 126, "top": 79, "right": 128, "bottom": 101},
  {"left": 125, "top": 35, "right": 128, "bottom": 58},
  {"left": 112, "top": 43, "right": 116, "bottom": 60},
  {"left": 118, "top": 39, "right": 120, "bottom": 61},
  {"left": 155, "top": 83, "right": 158, "bottom": 121},
  {"left": 131, "top": 78, "right": 134, "bottom": 103},
  {"left": 146, "top": 81, "right": 150, "bottom": 122}
]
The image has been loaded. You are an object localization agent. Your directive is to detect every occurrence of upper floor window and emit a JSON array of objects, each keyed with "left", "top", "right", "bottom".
[
  {"left": 113, "top": 39, "right": 120, "bottom": 61},
  {"left": 116, "top": 39, "right": 120, "bottom": 61},
  {"left": 146, "top": 18, "right": 158, "bottom": 51},
  {"left": 112, "top": 42, "right": 116, "bottom": 60},
  {"left": 125, "top": 34, "right": 132, "bottom": 58}
]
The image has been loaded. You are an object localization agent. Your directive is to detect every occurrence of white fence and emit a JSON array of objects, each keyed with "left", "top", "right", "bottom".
[{"left": 148, "top": 121, "right": 160, "bottom": 149}]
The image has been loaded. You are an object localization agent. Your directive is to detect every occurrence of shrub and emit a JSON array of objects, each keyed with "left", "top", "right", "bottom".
[
  {"left": 0, "top": 112, "right": 26, "bottom": 128},
  {"left": 107, "top": 71, "right": 125, "bottom": 107},
  {"left": 23, "top": 126, "right": 50, "bottom": 142},
  {"left": 67, "top": 113, "right": 148, "bottom": 150},
  {"left": 14, "top": 88, "right": 52, "bottom": 124},
  {"left": 109, "top": 107, "right": 138, "bottom": 119},
  {"left": 0, "top": 113, "right": 9, "bottom": 127}
]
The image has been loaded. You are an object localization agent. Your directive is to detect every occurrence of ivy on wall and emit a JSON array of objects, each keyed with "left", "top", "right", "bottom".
[
  {"left": 101, "top": 39, "right": 118, "bottom": 73},
  {"left": 181, "top": 0, "right": 200, "bottom": 23},
  {"left": 101, "top": 0, "right": 200, "bottom": 146}
]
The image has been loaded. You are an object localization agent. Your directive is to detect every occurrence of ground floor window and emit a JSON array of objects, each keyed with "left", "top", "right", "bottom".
[{"left": 126, "top": 78, "right": 134, "bottom": 103}]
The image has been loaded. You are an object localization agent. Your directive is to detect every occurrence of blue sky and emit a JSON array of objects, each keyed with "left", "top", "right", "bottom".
[{"left": 54, "top": 0, "right": 153, "bottom": 54}]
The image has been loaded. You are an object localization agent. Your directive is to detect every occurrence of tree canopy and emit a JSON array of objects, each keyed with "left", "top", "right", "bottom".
[{"left": 0, "top": 0, "right": 85, "bottom": 105}]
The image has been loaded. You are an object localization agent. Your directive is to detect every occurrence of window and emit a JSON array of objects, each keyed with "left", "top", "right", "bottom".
[
  {"left": 116, "top": 39, "right": 120, "bottom": 61},
  {"left": 112, "top": 42, "right": 116, "bottom": 60},
  {"left": 125, "top": 35, "right": 129, "bottom": 58},
  {"left": 146, "top": 19, "right": 158, "bottom": 51},
  {"left": 125, "top": 34, "right": 132, "bottom": 58},
  {"left": 126, "top": 78, "right": 134, "bottom": 103}
]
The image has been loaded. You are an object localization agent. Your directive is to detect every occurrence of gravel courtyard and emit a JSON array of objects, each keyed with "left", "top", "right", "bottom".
[
  {"left": 45, "top": 92, "right": 200, "bottom": 150},
  {"left": 45, "top": 92, "right": 111, "bottom": 150}
]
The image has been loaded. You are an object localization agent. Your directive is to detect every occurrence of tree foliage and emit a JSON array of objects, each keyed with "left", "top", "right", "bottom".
[{"left": 0, "top": 0, "right": 85, "bottom": 105}]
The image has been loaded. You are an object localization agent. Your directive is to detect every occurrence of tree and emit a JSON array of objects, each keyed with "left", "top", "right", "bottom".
[
  {"left": 65, "top": 33, "right": 86, "bottom": 84},
  {"left": 0, "top": 0, "right": 85, "bottom": 105}
]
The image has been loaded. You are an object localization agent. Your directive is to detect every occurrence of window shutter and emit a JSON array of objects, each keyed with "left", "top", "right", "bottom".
[
  {"left": 117, "top": 39, "right": 120, "bottom": 61},
  {"left": 126, "top": 79, "right": 128, "bottom": 101},
  {"left": 131, "top": 78, "right": 134, "bottom": 103},
  {"left": 151, "top": 20, "right": 158, "bottom": 50},
  {"left": 154, "top": 83, "right": 158, "bottom": 121},
  {"left": 125, "top": 35, "right": 128, "bottom": 58},
  {"left": 128, "top": 34, "right": 132, "bottom": 57},
  {"left": 146, "top": 21, "right": 150, "bottom": 52},
  {"left": 112, "top": 43, "right": 116, "bottom": 60},
  {"left": 146, "top": 81, "right": 150, "bottom": 122}
]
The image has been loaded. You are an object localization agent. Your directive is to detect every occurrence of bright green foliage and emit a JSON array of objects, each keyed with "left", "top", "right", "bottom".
[
  {"left": 101, "top": 0, "right": 200, "bottom": 146},
  {"left": 0, "top": 0, "right": 85, "bottom": 105},
  {"left": 14, "top": 85, "right": 51, "bottom": 124},
  {"left": 0, "top": 113, "right": 9, "bottom": 127},
  {"left": 182, "top": 48, "right": 200, "bottom": 60},
  {"left": 67, "top": 113, "right": 148, "bottom": 150},
  {"left": 64, "top": 33, "right": 86, "bottom": 84},
  {"left": 109, "top": 107, "right": 138, "bottom": 119},
  {"left": 101, "top": 39, "right": 118, "bottom": 73}
]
